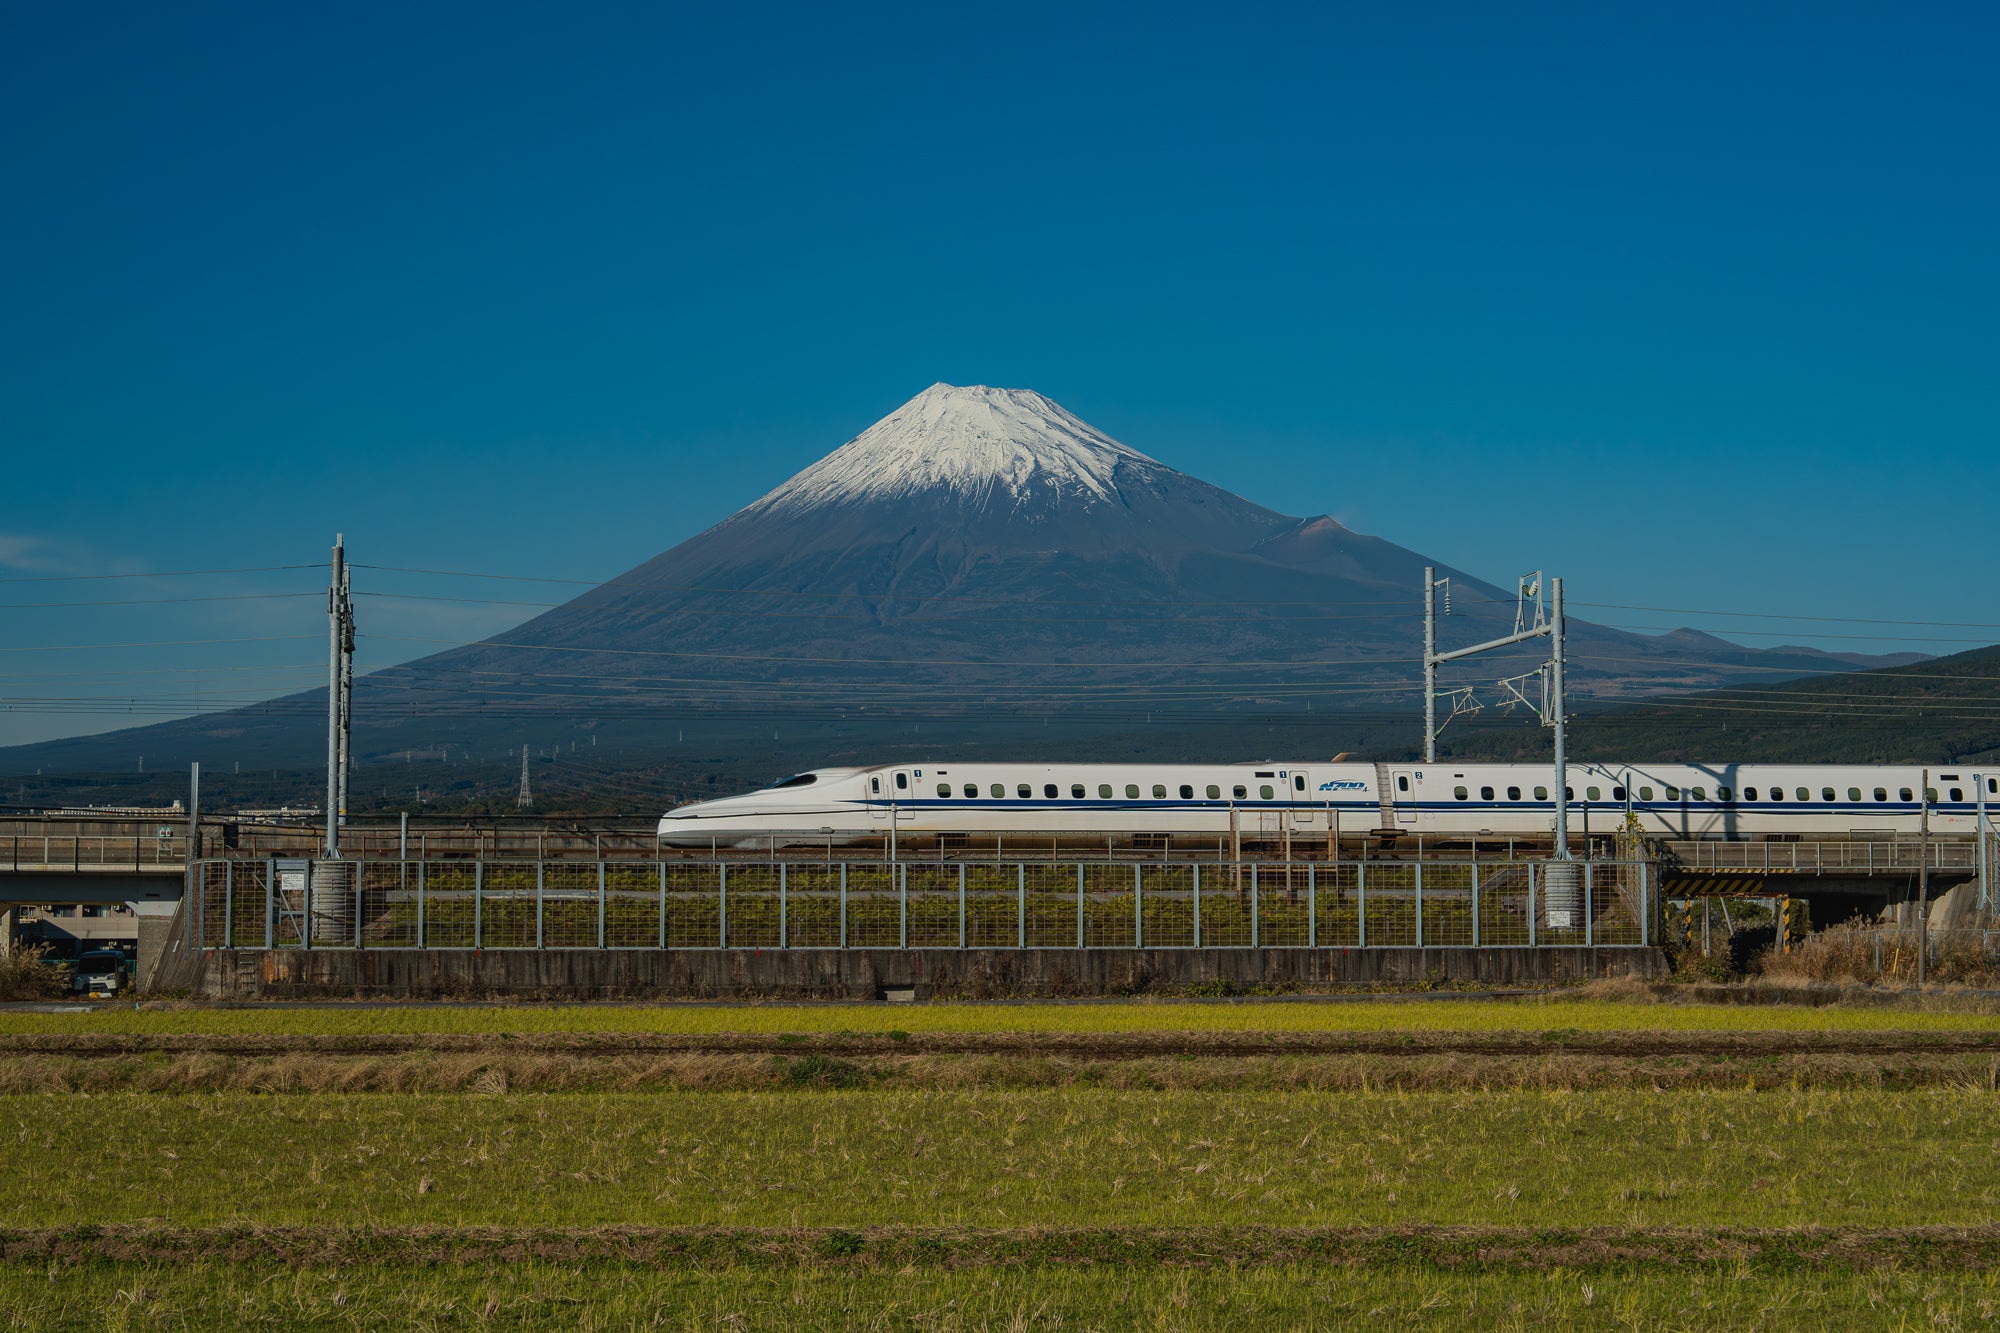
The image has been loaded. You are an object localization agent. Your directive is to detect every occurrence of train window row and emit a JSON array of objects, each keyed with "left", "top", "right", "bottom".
[
  {"left": 930, "top": 781, "right": 1282, "bottom": 801},
  {"left": 1444, "top": 783, "right": 1965, "bottom": 804}
]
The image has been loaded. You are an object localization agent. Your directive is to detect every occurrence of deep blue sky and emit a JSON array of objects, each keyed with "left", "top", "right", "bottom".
[{"left": 2, "top": 2, "right": 1996, "bottom": 746}]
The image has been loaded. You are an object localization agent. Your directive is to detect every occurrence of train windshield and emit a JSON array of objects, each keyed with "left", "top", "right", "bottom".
[{"left": 768, "top": 774, "right": 818, "bottom": 789}]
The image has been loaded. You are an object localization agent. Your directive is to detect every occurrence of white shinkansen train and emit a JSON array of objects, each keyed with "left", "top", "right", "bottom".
[{"left": 660, "top": 761, "right": 1997, "bottom": 847}]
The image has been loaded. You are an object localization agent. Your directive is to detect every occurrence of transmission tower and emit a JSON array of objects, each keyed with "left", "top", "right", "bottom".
[{"left": 517, "top": 745, "right": 533, "bottom": 809}]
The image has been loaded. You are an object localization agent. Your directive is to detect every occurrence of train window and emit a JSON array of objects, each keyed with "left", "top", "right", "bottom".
[
  {"left": 1180, "top": 785, "right": 1193, "bottom": 800},
  {"left": 1153, "top": 784, "right": 1167, "bottom": 799},
  {"left": 1744, "top": 787, "right": 1759, "bottom": 801},
  {"left": 1397, "top": 776, "right": 1410, "bottom": 792},
  {"left": 1950, "top": 787, "right": 1963, "bottom": 802},
  {"left": 1207, "top": 785, "right": 1221, "bottom": 800},
  {"left": 1099, "top": 784, "right": 1113, "bottom": 799},
  {"left": 1717, "top": 786, "right": 1732, "bottom": 801},
  {"left": 1926, "top": 787, "right": 1938, "bottom": 802},
  {"left": 1072, "top": 784, "right": 1087, "bottom": 799},
  {"left": 1991, "top": 779, "right": 1999, "bottom": 794},
  {"left": 772, "top": 774, "right": 818, "bottom": 788},
  {"left": 1565, "top": 786, "right": 1575, "bottom": 800},
  {"left": 1535, "top": 786, "right": 1549, "bottom": 800},
  {"left": 1612, "top": 785, "right": 1626, "bottom": 800},
  {"left": 937, "top": 784, "right": 952, "bottom": 798},
  {"left": 1508, "top": 786, "right": 1522, "bottom": 801},
  {"left": 1874, "top": 788, "right": 1888, "bottom": 802},
  {"left": 1899, "top": 788, "right": 1912, "bottom": 802},
  {"left": 1664, "top": 786, "right": 1679, "bottom": 800},
  {"left": 1294, "top": 775, "right": 1307, "bottom": 792},
  {"left": 1639, "top": 786, "right": 1654, "bottom": 801},
  {"left": 1820, "top": 788, "right": 1835, "bottom": 802},
  {"left": 1792, "top": 787, "right": 1807, "bottom": 801},
  {"left": 1455, "top": 786, "right": 1469, "bottom": 800},
  {"left": 1259, "top": 785, "right": 1275, "bottom": 800},
  {"left": 991, "top": 784, "right": 1005, "bottom": 799},
  {"left": 1018, "top": 784, "right": 1032, "bottom": 799},
  {"left": 895, "top": 773, "right": 908, "bottom": 791},
  {"left": 964, "top": 784, "right": 977, "bottom": 798},
  {"left": 1043, "top": 784, "right": 1058, "bottom": 799},
  {"left": 871, "top": 778, "right": 881, "bottom": 795},
  {"left": 1690, "top": 787, "right": 1704, "bottom": 800},
  {"left": 1233, "top": 785, "right": 1247, "bottom": 799},
  {"left": 1847, "top": 787, "right": 1861, "bottom": 802},
  {"left": 1125, "top": 784, "right": 1140, "bottom": 799},
  {"left": 1590, "top": 786, "right": 1603, "bottom": 800},
  {"left": 1480, "top": 786, "right": 1494, "bottom": 801}
]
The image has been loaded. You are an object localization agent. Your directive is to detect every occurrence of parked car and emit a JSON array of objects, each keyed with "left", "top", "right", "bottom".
[{"left": 71, "top": 950, "right": 128, "bottom": 997}]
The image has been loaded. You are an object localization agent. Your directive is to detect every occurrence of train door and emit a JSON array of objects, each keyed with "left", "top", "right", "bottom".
[
  {"left": 1391, "top": 769, "right": 1419, "bottom": 824},
  {"left": 1289, "top": 770, "right": 1323, "bottom": 828},
  {"left": 867, "top": 772, "right": 889, "bottom": 821}
]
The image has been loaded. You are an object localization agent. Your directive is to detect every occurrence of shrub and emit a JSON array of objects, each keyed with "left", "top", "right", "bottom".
[{"left": 0, "top": 944, "right": 68, "bottom": 1001}]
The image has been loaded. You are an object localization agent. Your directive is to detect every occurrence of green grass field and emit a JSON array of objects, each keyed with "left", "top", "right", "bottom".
[
  {"left": 3, "top": 1089, "right": 1993, "bottom": 1230},
  {"left": 6, "top": 997, "right": 2000, "bottom": 1327},
  {"left": 10, "top": 1261, "right": 2000, "bottom": 1332},
  {"left": 5, "top": 996, "right": 1996, "bottom": 1038}
]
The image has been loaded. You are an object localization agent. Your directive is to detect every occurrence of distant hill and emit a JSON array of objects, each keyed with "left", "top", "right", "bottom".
[{"left": 1447, "top": 644, "right": 2000, "bottom": 766}]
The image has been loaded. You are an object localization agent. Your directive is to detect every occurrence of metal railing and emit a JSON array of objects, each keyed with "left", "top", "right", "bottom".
[
  {"left": 4, "top": 834, "right": 187, "bottom": 873},
  {"left": 190, "top": 857, "right": 1655, "bottom": 951},
  {"left": 1664, "top": 839, "right": 1978, "bottom": 873}
]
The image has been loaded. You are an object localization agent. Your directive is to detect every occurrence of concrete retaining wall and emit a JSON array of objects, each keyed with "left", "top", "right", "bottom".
[{"left": 178, "top": 945, "right": 1668, "bottom": 1000}]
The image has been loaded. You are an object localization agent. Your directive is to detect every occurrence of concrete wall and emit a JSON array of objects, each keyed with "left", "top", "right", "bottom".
[{"left": 179, "top": 944, "right": 1668, "bottom": 1000}]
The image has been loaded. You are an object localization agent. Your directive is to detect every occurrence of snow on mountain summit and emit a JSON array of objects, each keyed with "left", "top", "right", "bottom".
[{"left": 744, "top": 383, "right": 1166, "bottom": 516}]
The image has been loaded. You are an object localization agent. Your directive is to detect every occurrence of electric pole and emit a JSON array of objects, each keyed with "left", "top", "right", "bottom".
[
  {"left": 517, "top": 744, "right": 534, "bottom": 809},
  {"left": 326, "top": 535, "right": 354, "bottom": 857}
]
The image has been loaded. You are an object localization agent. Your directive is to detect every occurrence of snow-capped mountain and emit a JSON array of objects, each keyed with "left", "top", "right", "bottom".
[{"left": 0, "top": 383, "right": 1925, "bottom": 774}]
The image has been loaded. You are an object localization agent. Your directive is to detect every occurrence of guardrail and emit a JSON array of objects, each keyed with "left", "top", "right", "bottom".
[{"left": 189, "top": 856, "right": 1655, "bottom": 952}]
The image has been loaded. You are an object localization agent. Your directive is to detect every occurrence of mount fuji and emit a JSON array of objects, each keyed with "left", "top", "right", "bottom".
[{"left": 0, "top": 383, "right": 1922, "bottom": 782}]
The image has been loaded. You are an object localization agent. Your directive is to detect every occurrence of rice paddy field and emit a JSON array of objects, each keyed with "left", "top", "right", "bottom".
[{"left": 2, "top": 992, "right": 1996, "bottom": 1328}]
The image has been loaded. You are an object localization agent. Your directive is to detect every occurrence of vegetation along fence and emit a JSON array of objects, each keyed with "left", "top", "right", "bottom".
[{"left": 189, "top": 858, "right": 1654, "bottom": 951}]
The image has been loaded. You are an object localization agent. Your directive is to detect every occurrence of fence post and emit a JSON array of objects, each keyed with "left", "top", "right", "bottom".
[
  {"left": 1251, "top": 864, "right": 1260, "bottom": 948},
  {"left": 417, "top": 860, "right": 425, "bottom": 949},
  {"left": 596, "top": 862, "right": 607, "bottom": 948},
  {"left": 536, "top": 860, "right": 545, "bottom": 950},
  {"left": 658, "top": 861, "right": 666, "bottom": 950},
  {"left": 1017, "top": 864, "right": 1025, "bottom": 949},
  {"left": 1357, "top": 860, "right": 1367, "bottom": 949},
  {"left": 1307, "top": 864, "right": 1317, "bottom": 949},
  {"left": 474, "top": 860, "right": 484, "bottom": 950},
  {"left": 839, "top": 864, "right": 848, "bottom": 948},
  {"left": 354, "top": 867, "right": 363, "bottom": 949},
  {"left": 1639, "top": 862, "right": 1650, "bottom": 947},
  {"left": 223, "top": 861, "right": 233, "bottom": 950},
  {"left": 1584, "top": 860, "right": 1594, "bottom": 948},
  {"left": 1193, "top": 863, "right": 1202, "bottom": 949},
  {"left": 959, "top": 863, "right": 967, "bottom": 949},
  {"left": 899, "top": 863, "right": 908, "bottom": 949},
  {"left": 1471, "top": 859, "right": 1480, "bottom": 947},
  {"left": 1415, "top": 861, "right": 1424, "bottom": 949},
  {"left": 1076, "top": 863, "right": 1085, "bottom": 949},
  {"left": 264, "top": 856, "right": 275, "bottom": 949},
  {"left": 1528, "top": 863, "right": 1537, "bottom": 947},
  {"left": 718, "top": 864, "right": 728, "bottom": 949},
  {"left": 780, "top": 864, "right": 789, "bottom": 949},
  {"left": 1134, "top": 864, "right": 1143, "bottom": 949}
]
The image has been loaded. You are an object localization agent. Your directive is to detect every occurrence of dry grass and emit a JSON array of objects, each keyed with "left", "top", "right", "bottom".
[{"left": 1763, "top": 927, "right": 2000, "bottom": 987}]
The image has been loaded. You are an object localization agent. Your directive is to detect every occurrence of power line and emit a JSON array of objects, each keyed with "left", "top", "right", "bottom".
[
  {"left": 0, "top": 563, "right": 327, "bottom": 584},
  {"left": 0, "top": 592, "right": 321, "bottom": 610}
]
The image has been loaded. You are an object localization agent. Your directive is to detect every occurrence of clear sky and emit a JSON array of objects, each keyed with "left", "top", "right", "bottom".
[{"left": 2, "top": 1, "right": 1995, "bottom": 747}]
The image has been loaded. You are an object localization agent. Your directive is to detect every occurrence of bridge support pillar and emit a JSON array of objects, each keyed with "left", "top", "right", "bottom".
[
  {"left": 0, "top": 905, "right": 12, "bottom": 957},
  {"left": 131, "top": 901, "right": 177, "bottom": 990}
]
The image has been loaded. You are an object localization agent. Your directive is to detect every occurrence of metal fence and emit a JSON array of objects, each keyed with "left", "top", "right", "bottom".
[
  {"left": 190, "top": 857, "right": 1654, "bottom": 951},
  {"left": 1663, "top": 839, "right": 1979, "bottom": 873}
]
